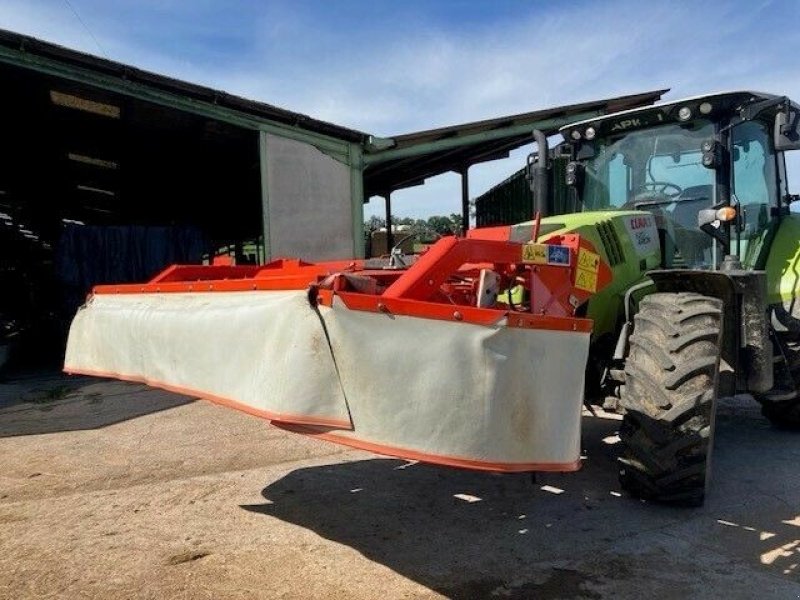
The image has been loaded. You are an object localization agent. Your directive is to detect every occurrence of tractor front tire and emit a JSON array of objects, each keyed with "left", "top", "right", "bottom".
[{"left": 618, "top": 292, "right": 723, "bottom": 507}]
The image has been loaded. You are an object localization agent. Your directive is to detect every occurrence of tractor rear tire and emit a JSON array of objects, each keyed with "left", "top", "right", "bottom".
[{"left": 618, "top": 292, "right": 723, "bottom": 507}]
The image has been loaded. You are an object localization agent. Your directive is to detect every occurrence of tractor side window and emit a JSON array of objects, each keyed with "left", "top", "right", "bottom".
[
  {"left": 608, "top": 152, "right": 628, "bottom": 208},
  {"left": 584, "top": 148, "right": 629, "bottom": 209},
  {"left": 732, "top": 121, "right": 778, "bottom": 265}
]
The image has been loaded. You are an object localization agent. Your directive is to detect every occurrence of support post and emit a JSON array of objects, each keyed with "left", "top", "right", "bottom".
[
  {"left": 258, "top": 131, "right": 272, "bottom": 263},
  {"left": 384, "top": 192, "right": 394, "bottom": 253},
  {"left": 460, "top": 166, "right": 470, "bottom": 235}
]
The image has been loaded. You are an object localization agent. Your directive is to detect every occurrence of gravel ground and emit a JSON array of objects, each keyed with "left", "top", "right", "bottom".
[{"left": 0, "top": 374, "right": 799, "bottom": 599}]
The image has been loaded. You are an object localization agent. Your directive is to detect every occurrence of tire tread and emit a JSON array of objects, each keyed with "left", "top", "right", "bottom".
[{"left": 618, "top": 292, "right": 722, "bottom": 507}]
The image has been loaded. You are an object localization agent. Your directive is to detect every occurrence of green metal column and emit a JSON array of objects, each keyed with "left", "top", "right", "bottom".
[{"left": 349, "top": 143, "right": 365, "bottom": 258}]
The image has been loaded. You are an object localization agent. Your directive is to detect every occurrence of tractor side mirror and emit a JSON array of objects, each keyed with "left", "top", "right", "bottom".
[
  {"left": 775, "top": 107, "right": 800, "bottom": 151},
  {"left": 697, "top": 208, "right": 720, "bottom": 228},
  {"left": 698, "top": 203, "right": 734, "bottom": 247}
]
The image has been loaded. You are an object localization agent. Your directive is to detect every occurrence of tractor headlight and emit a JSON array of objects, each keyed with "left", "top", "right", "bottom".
[
  {"left": 701, "top": 138, "right": 722, "bottom": 169},
  {"left": 584, "top": 126, "right": 596, "bottom": 140},
  {"left": 699, "top": 102, "right": 713, "bottom": 115},
  {"left": 677, "top": 106, "right": 693, "bottom": 121},
  {"left": 570, "top": 129, "right": 582, "bottom": 141},
  {"left": 565, "top": 161, "right": 583, "bottom": 187}
]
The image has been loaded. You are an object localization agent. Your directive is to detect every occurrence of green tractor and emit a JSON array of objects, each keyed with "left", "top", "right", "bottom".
[{"left": 517, "top": 91, "right": 800, "bottom": 505}]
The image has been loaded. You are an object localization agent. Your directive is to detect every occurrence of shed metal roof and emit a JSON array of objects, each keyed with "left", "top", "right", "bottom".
[
  {"left": 0, "top": 28, "right": 369, "bottom": 143},
  {"left": 363, "top": 89, "right": 668, "bottom": 197}
]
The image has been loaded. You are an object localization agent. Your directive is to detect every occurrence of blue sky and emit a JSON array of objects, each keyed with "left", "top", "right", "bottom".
[{"left": 2, "top": 0, "right": 800, "bottom": 218}]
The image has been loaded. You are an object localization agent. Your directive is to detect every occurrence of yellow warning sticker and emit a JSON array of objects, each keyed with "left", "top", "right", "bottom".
[
  {"left": 577, "top": 248, "right": 600, "bottom": 272},
  {"left": 575, "top": 248, "right": 600, "bottom": 292},
  {"left": 575, "top": 267, "right": 599, "bottom": 293},
  {"left": 522, "top": 243, "right": 548, "bottom": 264}
]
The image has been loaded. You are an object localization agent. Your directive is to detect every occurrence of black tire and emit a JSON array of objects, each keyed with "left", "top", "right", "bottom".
[{"left": 618, "top": 292, "right": 723, "bottom": 507}]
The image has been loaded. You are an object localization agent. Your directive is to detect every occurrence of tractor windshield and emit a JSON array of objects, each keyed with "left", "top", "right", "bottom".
[
  {"left": 581, "top": 120, "right": 715, "bottom": 210},
  {"left": 580, "top": 120, "right": 717, "bottom": 267}
]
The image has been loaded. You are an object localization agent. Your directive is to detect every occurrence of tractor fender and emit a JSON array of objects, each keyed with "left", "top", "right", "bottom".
[{"left": 647, "top": 269, "right": 772, "bottom": 396}]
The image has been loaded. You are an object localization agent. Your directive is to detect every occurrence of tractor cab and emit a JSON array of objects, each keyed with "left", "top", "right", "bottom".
[{"left": 556, "top": 91, "right": 800, "bottom": 271}]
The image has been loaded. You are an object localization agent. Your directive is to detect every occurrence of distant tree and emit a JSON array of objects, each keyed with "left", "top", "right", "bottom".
[
  {"left": 407, "top": 219, "right": 431, "bottom": 241},
  {"left": 365, "top": 214, "right": 463, "bottom": 243},
  {"left": 449, "top": 213, "right": 464, "bottom": 236},
  {"left": 427, "top": 215, "right": 454, "bottom": 235},
  {"left": 364, "top": 215, "right": 386, "bottom": 233},
  {"left": 425, "top": 214, "right": 465, "bottom": 235}
]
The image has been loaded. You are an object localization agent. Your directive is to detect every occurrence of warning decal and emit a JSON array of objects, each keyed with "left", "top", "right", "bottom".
[
  {"left": 547, "top": 245, "right": 570, "bottom": 266},
  {"left": 575, "top": 248, "right": 600, "bottom": 293},
  {"left": 522, "top": 243, "right": 548, "bottom": 264},
  {"left": 522, "top": 243, "right": 571, "bottom": 266}
]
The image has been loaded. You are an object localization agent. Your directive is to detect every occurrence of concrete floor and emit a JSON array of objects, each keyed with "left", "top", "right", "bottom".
[{"left": 0, "top": 374, "right": 798, "bottom": 599}]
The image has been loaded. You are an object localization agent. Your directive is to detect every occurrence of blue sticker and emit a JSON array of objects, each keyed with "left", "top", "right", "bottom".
[{"left": 547, "top": 245, "right": 570, "bottom": 266}]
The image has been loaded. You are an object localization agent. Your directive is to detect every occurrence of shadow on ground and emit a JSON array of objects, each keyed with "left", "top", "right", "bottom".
[
  {"left": 242, "top": 406, "right": 800, "bottom": 598},
  {"left": 0, "top": 372, "right": 191, "bottom": 437}
]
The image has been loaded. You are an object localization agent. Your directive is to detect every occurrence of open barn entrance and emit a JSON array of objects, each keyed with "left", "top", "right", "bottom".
[{"left": 0, "top": 61, "right": 261, "bottom": 368}]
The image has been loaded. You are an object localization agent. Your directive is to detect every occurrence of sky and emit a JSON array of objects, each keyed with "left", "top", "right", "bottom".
[{"left": 2, "top": 0, "right": 800, "bottom": 219}]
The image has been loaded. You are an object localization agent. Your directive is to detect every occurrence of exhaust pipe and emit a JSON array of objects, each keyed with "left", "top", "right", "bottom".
[{"left": 532, "top": 129, "right": 549, "bottom": 218}]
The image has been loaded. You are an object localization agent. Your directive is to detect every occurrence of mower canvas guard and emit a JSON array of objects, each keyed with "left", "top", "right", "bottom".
[{"left": 65, "top": 231, "right": 611, "bottom": 472}]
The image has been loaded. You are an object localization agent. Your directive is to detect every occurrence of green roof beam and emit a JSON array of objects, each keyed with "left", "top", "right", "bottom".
[{"left": 362, "top": 111, "right": 603, "bottom": 166}]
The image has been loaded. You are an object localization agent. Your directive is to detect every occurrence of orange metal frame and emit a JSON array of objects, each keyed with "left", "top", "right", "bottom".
[{"left": 89, "top": 231, "right": 610, "bottom": 333}]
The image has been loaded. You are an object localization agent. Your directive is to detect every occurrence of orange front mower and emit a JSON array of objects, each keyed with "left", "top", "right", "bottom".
[{"left": 65, "top": 224, "right": 611, "bottom": 472}]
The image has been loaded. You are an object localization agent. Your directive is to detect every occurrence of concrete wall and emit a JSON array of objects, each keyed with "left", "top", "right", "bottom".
[{"left": 263, "top": 133, "right": 354, "bottom": 261}]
